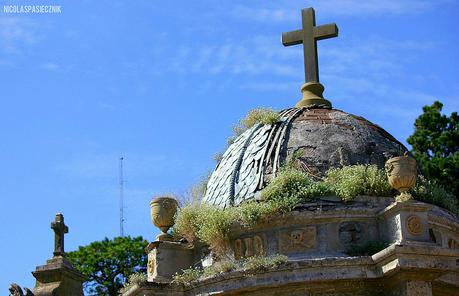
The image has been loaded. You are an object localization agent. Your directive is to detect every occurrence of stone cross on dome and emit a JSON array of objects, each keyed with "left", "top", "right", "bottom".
[
  {"left": 51, "top": 213, "right": 68, "bottom": 257},
  {"left": 282, "top": 7, "right": 338, "bottom": 108}
]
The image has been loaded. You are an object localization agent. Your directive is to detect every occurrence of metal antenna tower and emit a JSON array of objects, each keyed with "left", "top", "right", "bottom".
[{"left": 119, "top": 156, "right": 125, "bottom": 237}]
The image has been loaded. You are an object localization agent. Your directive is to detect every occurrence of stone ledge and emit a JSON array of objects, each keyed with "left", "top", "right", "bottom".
[
  {"left": 134, "top": 244, "right": 458, "bottom": 296},
  {"left": 378, "top": 200, "right": 432, "bottom": 218}
]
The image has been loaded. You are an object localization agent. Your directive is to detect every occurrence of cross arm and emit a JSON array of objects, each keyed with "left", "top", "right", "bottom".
[
  {"left": 314, "top": 23, "right": 338, "bottom": 40},
  {"left": 282, "top": 30, "right": 303, "bottom": 46}
]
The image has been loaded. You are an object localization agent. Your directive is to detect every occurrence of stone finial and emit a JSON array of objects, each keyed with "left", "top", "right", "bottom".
[
  {"left": 51, "top": 213, "right": 68, "bottom": 257},
  {"left": 150, "top": 196, "right": 178, "bottom": 241},
  {"left": 385, "top": 154, "right": 417, "bottom": 202},
  {"left": 296, "top": 82, "right": 332, "bottom": 108}
]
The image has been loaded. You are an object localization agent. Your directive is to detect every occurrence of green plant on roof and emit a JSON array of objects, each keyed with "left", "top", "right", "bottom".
[
  {"left": 175, "top": 164, "right": 457, "bottom": 257},
  {"left": 230, "top": 107, "right": 280, "bottom": 140},
  {"left": 324, "top": 165, "right": 392, "bottom": 201},
  {"left": 260, "top": 167, "right": 332, "bottom": 202},
  {"left": 172, "top": 254, "right": 288, "bottom": 285}
]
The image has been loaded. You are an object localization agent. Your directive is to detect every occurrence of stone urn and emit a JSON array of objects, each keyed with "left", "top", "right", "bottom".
[
  {"left": 385, "top": 155, "right": 417, "bottom": 202},
  {"left": 150, "top": 196, "right": 178, "bottom": 241}
]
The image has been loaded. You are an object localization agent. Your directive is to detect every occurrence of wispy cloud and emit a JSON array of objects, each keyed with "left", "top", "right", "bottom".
[
  {"left": 0, "top": 16, "right": 41, "bottom": 53},
  {"left": 232, "top": 6, "right": 296, "bottom": 22},
  {"left": 42, "top": 62, "right": 60, "bottom": 71},
  {"left": 320, "top": 37, "right": 434, "bottom": 83},
  {"left": 147, "top": 35, "right": 299, "bottom": 80},
  {"left": 232, "top": 0, "right": 441, "bottom": 22},
  {"left": 141, "top": 31, "right": 441, "bottom": 107}
]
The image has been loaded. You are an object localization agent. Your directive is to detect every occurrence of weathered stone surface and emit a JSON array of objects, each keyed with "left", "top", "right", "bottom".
[
  {"left": 379, "top": 201, "right": 431, "bottom": 244},
  {"left": 125, "top": 243, "right": 459, "bottom": 295},
  {"left": 278, "top": 226, "right": 316, "bottom": 254},
  {"left": 127, "top": 199, "right": 458, "bottom": 296},
  {"left": 146, "top": 241, "right": 195, "bottom": 283},
  {"left": 51, "top": 213, "right": 68, "bottom": 257},
  {"left": 9, "top": 284, "right": 34, "bottom": 296},
  {"left": 32, "top": 256, "right": 84, "bottom": 296},
  {"left": 30, "top": 214, "right": 84, "bottom": 296}
]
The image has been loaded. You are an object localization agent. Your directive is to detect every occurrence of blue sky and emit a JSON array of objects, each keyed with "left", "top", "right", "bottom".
[{"left": 1, "top": 0, "right": 458, "bottom": 292}]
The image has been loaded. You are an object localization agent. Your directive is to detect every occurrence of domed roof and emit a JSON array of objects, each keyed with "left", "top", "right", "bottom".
[{"left": 203, "top": 107, "right": 408, "bottom": 209}]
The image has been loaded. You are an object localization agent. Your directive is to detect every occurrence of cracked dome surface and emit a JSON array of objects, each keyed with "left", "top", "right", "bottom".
[{"left": 203, "top": 107, "right": 407, "bottom": 209}]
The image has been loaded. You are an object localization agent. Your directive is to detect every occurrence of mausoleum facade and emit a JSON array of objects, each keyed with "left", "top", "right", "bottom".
[{"left": 9, "top": 6, "right": 459, "bottom": 296}]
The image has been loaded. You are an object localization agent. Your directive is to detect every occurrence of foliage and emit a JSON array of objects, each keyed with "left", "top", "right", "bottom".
[
  {"left": 119, "top": 272, "right": 147, "bottom": 294},
  {"left": 325, "top": 165, "right": 392, "bottom": 201},
  {"left": 172, "top": 254, "right": 287, "bottom": 285},
  {"left": 260, "top": 168, "right": 332, "bottom": 202},
  {"left": 172, "top": 267, "right": 203, "bottom": 285},
  {"left": 174, "top": 204, "right": 208, "bottom": 243},
  {"left": 285, "top": 149, "right": 306, "bottom": 171},
  {"left": 176, "top": 164, "right": 457, "bottom": 256},
  {"left": 227, "top": 108, "right": 280, "bottom": 145},
  {"left": 188, "top": 172, "right": 211, "bottom": 204},
  {"left": 233, "top": 108, "right": 280, "bottom": 136},
  {"left": 213, "top": 152, "right": 224, "bottom": 164},
  {"left": 242, "top": 254, "right": 288, "bottom": 272},
  {"left": 175, "top": 165, "right": 392, "bottom": 255},
  {"left": 174, "top": 198, "right": 298, "bottom": 256},
  {"left": 202, "top": 260, "right": 237, "bottom": 278},
  {"left": 261, "top": 165, "right": 391, "bottom": 203},
  {"left": 407, "top": 101, "right": 459, "bottom": 198},
  {"left": 67, "top": 236, "right": 148, "bottom": 296},
  {"left": 345, "top": 241, "right": 389, "bottom": 256},
  {"left": 411, "top": 176, "right": 459, "bottom": 216},
  {"left": 177, "top": 205, "right": 230, "bottom": 253}
]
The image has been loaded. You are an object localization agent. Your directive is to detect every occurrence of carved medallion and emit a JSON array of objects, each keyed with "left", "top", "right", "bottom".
[
  {"left": 406, "top": 215, "right": 422, "bottom": 235},
  {"left": 279, "top": 227, "right": 316, "bottom": 253}
]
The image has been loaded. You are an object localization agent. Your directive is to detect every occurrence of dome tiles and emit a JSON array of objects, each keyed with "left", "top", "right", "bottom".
[{"left": 203, "top": 107, "right": 408, "bottom": 209}]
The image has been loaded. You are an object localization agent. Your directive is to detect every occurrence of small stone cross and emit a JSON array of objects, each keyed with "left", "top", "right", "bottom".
[
  {"left": 51, "top": 213, "right": 68, "bottom": 257},
  {"left": 282, "top": 7, "right": 338, "bottom": 83}
]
